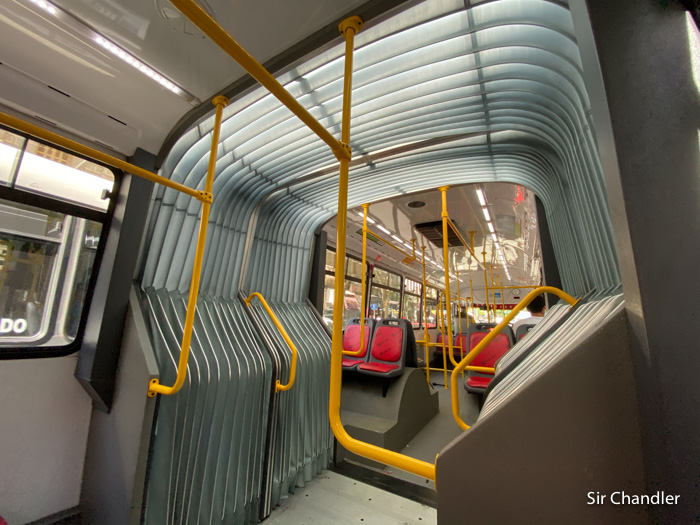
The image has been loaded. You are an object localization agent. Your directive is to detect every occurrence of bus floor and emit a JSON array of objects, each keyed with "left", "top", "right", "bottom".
[
  {"left": 263, "top": 470, "right": 437, "bottom": 525},
  {"left": 263, "top": 376, "right": 478, "bottom": 525},
  {"left": 381, "top": 374, "right": 480, "bottom": 490}
]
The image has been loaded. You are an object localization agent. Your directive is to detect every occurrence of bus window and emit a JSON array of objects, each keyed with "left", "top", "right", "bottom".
[
  {"left": 425, "top": 286, "right": 439, "bottom": 328},
  {"left": 0, "top": 130, "right": 25, "bottom": 186},
  {"left": 402, "top": 278, "right": 422, "bottom": 329},
  {"left": 369, "top": 267, "right": 401, "bottom": 319},
  {"left": 0, "top": 130, "right": 114, "bottom": 356},
  {"left": 0, "top": 200, "right": 104, "bottom": 348},
  {"left": 322, "top": 248, "right": 367, "bottom": 330},
  {"left": 15, "top": 140, "right": 114, "bottom": 212}
]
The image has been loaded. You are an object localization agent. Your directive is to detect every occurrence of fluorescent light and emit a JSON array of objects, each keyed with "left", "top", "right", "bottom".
[
  {"left": 356, "top": 211, "right": 364, "bottom": 219},
  {"left": 27, "top": 0, "right": 57, "bottom": 14},
  {"left": 482, "top": 207, "right": 491, "bottom": 222},
  {"left": 487, "top": 222, "right": 495, "bottom": 233},
  {"left": 392, "top": 235, "right": 402, "bottom": 243},
  {"left": 367, "top": 217, "right": 376, "bottom": 224},
  {"left": 476, "top": 189, "right": 486, "bottom": 206},
  {"left": 377, "top": 225, "right": 390, "bottom": 234}
]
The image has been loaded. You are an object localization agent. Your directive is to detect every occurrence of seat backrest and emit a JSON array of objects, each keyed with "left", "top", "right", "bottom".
[
  {"left": 343, "top": 318, "right": 375, "bottom": 358},
  {"left": 466, "top": 323, "right": 512, "bottom": 368},
  {"left": 401, "top": 319, "right": 418, "bottom": 367},
  {"left": 368, "top": 319, "right": 406, "bottom": 365},
  {"left": 516, "top": 323, "right": 535, "bottom": 340}
]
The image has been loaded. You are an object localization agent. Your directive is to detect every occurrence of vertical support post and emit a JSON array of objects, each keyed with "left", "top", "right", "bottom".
[
  {"left": 438, "top": 186, "right": 456, "bottom": 373},
  {"left": 421, "top": 245, "right": 430, "bottom": 385},
  {"left": 482, "top": 250, "right": 490, "bottom": 323},
  {"left": 490, "top": 263, "right": 497, "bottom": 320},
  {"left": 148, "top": 95, "right": 229, "bottom": 396}
]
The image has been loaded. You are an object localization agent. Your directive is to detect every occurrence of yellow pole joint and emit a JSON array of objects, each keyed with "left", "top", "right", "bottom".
[
  {"left": 450, "top": 286, "right": 577, "bottom": 429},
  {"left": 438, "top": 186, "right": 450, "bottom": 219},
  {"left": 339, "top": 16, "right": 363, "bottom": 35},
  {"left": 245, "top": 292, "right": 298, "bottom": 392}
]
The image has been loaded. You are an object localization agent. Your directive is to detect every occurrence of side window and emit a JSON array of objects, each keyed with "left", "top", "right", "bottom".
[
  {"left": 0, "top": 129, "right": 115, "bottom": 357},
  {"left": 425, "top": 286, "right": 438, "bottom": 329},
  {"left": 322, "top": 247, "right": 368, "bottom": 331},
  {"left": 369, "top": 267, "right": 401, "bottom": 320},
  {"left": 402, "top": 278, "right": 422, "bottom": 329}
]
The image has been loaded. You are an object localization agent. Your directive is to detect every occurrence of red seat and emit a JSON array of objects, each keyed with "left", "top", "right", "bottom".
[
  {"left": 466, "top": 375, "right": 492, "bottom": 389},
  {"left": 464, "top": 323, "right": 513, "bottom": 395},
  {"left": 342, "top": 319, "right": 374, "bottom": 371},
  {"left": 357, "top": 320, "right": 406, "bottom": 378}
]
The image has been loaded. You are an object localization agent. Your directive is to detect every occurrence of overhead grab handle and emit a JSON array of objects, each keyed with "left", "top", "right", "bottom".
[
  {"left": 450, "top": 286, "right": 577, "bottom": 430},
  {"left": 245, "top": 293, "right": 298, "bottom": 392}
]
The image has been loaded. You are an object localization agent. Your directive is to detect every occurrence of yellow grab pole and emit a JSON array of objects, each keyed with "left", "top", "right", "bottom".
[
  {"left": 328, "top": 17, "right": 435, "bottom": 481},
  {"left": 148, "top": 95, "right": 229, "bottom": 396},
  {"left": 0, "top": 112, "right": 209, "bottom": 203},
  {"left": 450, "top": 286, "right": 577, "bottom": 429},
  {"left": 468, "top": 272, "right": 474, "bottom": 326},
  {"left": 170, "top": 0, "right": 348, "bottom": 162},
  {"left": 490, "top": 263, "right": 497, "bottom": 320},
  {"left": 482, "top": 250, "right": 490, "bottom": 322},
  {"left": 244, "top": 292, "right": 298, "bottom": 392},
  {"left": 456, "top": 268, "right": 464, "bottom": 360},
  {"left": 499, "top": 275, "right": 505, "bottom": 315},
  {"left": 343, "top": 203, "right": 369, "bottom": 356},
  {"left": 421, "top": 246, "right": 430, "bottom": 385},
  {"left": 439, "top": 186, "right": 462, "bottom": 370}
]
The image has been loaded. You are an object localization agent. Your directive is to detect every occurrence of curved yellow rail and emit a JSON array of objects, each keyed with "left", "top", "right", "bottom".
[
  {"left": 245, "top": 292, "right": 298, "bottom": 392},
  {"left": 450, "top": 286, "right": 577, "bottom": 430}
]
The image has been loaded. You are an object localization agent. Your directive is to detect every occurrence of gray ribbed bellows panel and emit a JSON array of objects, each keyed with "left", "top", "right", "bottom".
[
  {"left": 141, "top": 289, "right": 271, "bottom": 524},
  {"left": 245, "top": 299, "right": 333, "bottom": 506}
]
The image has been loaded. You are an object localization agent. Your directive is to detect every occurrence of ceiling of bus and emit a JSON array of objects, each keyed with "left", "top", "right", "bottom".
[
  {"left": 0, "top": 0, "right": 368, "bottom": 155},
  {"left": 323, "top": 182, "right": 541, "bottom": 290},
  {"left": 136, "top": 0, "right": 619, "bottom": 300}
]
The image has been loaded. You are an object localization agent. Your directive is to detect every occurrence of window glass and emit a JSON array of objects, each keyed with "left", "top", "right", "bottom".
[
  {"left": 343, "top": 280, "right": 364, "bottom": 325},
  {"left": 0, "top": 130, "right": 25, "bottom": 186},
  {"left": 372, "top": 267, "right": 401, "bottom": 290},
  {"left": 322, "top": 274, "right": 335, "bottom": 329},
  {"left": 0, "top": 199, "right": 102, "bottom": 347},
  {"left": 368, "top": 287, "right": 400, "bottom": 319},
  {"left": 346, "top": 257, "right": 364, "bottom": 279},
  {"left": 322, "top": 273, "right": 366, "bottom": 329},
  {"left": 404, "top": 278, "right": 422, "bottom": 295},
  {"left": 15, "top": 140, "right": 114, "bottom": 211},
  {"left": 425, "top": 299, "right": 437, "bottom": 328},
  {"left": 426, "top": 286, "right": 438, "bottom": 300},
  {"left": 402, "top": 293, "right": 421, "bottom": 328},
  {"left": 325, "top": 249, "right": 335, "bottom": 273}
]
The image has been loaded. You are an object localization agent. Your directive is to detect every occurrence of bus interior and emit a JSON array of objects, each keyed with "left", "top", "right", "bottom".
[{"left": 0, "top": 0, "right": 698, "bottom": 524}]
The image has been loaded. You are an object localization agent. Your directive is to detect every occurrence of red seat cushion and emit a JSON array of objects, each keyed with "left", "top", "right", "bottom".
[
  {"left": 370, "top": 326, "right": 403, "bottom": 362},
  {"left": 434, "top": 333, "right": 444, "bottom": 353},
  {"left": 467, "top": 375, "right": 492, "bottom": 389},
  {"left": 469, "top": 332, "right": 511, "bottom": 367},
  {"left": 358, "top": 362, "right": 399, "bottom": 373},
  {"left": 343, "top": 324, "right": 370, "bottom": 358},
  {"left": 342, "top": 357, "right": 364, "bottom": 368}
]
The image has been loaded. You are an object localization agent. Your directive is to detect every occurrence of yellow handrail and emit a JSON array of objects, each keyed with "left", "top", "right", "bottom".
[
  {"left": 245, "top": 292, "right": 298, "bottom": 392},
  {"left": 170, "top": 0, "right": 349, "bottom": 162},
  {"left": 0, "top": 101, "right": 229, "bottom": 398},
  {"left": 450, "top": 286, "right": 577, "bottom": 430},
  {"left": 327, "top": 16, "right": 436, "bottom": 481},
  {"left": 0, "top": 112, "right": 209, "bottom": 203},
  {"left": 148, "top": 95, "right": 229, "bottom": 397}
]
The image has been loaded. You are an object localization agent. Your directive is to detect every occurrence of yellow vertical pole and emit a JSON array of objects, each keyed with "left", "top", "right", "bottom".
[
  {"left": 456, "top": 268, "right": 463, "bottom": 360},
  {"left": 468, "top": 272, "right": 474, "bottom": 326},
  {"left": 490, "top": 263, "right": 497, "bottom": 321},
  {"left": 438, "top": 186, "right": 456, "bottom": 385},
  {"left": 499, "top": 274, "right": 505, "bottom": 315},
  {"left": 421, "top": 245, "right": 430, "bottom": 385},
  {"left": 148, "top": 95, "right": 228, "bottom": 397},
  {"left": 482, "top": 250, "right": 490, "bottom": 323}
]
